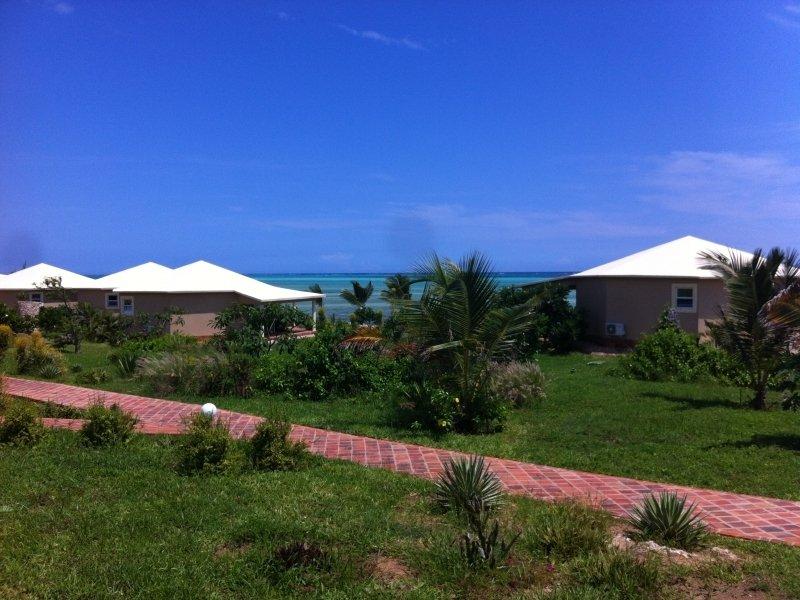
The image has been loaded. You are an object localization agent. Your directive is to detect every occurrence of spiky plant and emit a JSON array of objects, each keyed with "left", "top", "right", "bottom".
[
  {"left": 625, "top": 492, "right": 708, "bottom": 550},
  {"left": 434, "top": 455, "right": 504, "bottom": 514},
  {"left": 459, "top": 508, "right": 520, "bottom": 570}
]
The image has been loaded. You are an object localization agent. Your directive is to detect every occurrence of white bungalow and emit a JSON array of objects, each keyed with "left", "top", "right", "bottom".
[{"left": 557, "top": 236, "right": 751, "bottom": 341}]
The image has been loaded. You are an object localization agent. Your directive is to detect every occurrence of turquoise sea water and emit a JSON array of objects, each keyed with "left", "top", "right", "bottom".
[{"left": 249, "top": 272, "right": 571, "bottom": 319}]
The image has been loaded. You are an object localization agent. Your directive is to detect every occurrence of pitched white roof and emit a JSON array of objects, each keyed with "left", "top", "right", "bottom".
[
  {"left": 569, "top": 236, "right": 753, "bottom": 279},
  {"left": 95, "top": 260, "right": 324, "bottom": 302},
  {"left": 94, "top": 262, "right": 175, "bottom": 292},
  {"left": 169, "top": 261, "right": 323, "bottom": 302},
  {"left": 0, "top": 263, "right": 99, "bottom": 290}
]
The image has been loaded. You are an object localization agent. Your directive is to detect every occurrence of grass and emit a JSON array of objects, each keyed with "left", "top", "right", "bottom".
[
  {"left": 4, "top": 344, "right": 800, "bottom": 500},
  {"left": 1, "top": 429, "right": 799, "bottom": 598}
]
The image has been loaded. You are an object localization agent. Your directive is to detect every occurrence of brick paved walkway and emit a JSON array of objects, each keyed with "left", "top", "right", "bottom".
[{"left": 6, "top": 376, "right": 800, "bottom": 546}]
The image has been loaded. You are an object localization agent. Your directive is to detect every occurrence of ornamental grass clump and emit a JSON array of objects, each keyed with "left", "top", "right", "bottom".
[
  {"left": 247, "top": 418, "right": 308, "bottom": 472},
  {"left": 434, "top": 455, "right": 504, "bottom": 515},
  {"left": 79, "top": 401, "right": 138, "bottom": 448},
  {"left": 174, "top": 412, "right": 232, "bottom": 475},
  {"left": 0, "top": 324, "right": 13, "bottom": 358},
  {"left": 626, "top": 492, "right": 708, "bottom": 550},
  {"left": 570, "top": 549, "right": 663, "bottom": 598},
  {"left": 488, "top": 360, "right": 546, "bottom": 407},
  {"left": 533, "top": 501, "right": 611, "bottom": 560},
  {"left": 0, "top": 398, "right": 45, "bottom": 446},
  {"left": 13, "top": 331, "right": 66, "bottom": 378}
]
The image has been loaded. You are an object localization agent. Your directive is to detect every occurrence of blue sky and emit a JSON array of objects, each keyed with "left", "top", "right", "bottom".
[{"left": 1, "top": 1, "right": 799, "bottom": 275}]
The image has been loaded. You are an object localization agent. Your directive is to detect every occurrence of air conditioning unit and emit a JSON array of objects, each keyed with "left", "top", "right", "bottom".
[{"left": 605, "top": 322, "right": 625, "bottom": 337}]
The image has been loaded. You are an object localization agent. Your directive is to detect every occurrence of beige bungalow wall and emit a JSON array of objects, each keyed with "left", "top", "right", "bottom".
[
  {"left": 571, "top": 277, "right": 727, "bottom": 340},
  {"left": 0, "top": 289, "right": 255, "bottom": 337}
]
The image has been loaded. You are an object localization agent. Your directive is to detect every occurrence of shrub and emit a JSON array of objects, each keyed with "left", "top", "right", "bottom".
[
  {"left": 0, "top": 302, "right": 35, "bottom": 334},
  {"left": 212, "top": 303, "right": 312, "bottom": 354},
  {"left": 617, "top": 326, "right": 739, "bottom": 384},
  {"left": 434, "top": 455, "right": 504, "bottom": 515},
  {"left": 625, "top": 492, "right": 708, "bottom": 550},
  {"left": 174, "top": 413, "right": 231, "bottom": 474},
  {"left": 110, "top": 334, "right": 197, "bottom": 377},
  {"left": 569, "top": 550, "right": 662, "bottom": 599},
  {"left": 0, "top": 324, "right": 13, "bottom": 357},
  {"left": 247, "top": 418, "right": 308, "bottom": 471},
  {"left": 459, "top": 508, "right": 520, "bottom": 570},
  {"left": 488, "top": 360, "right": 546, "bottom": 407},
  {"left": 392, "top": 381, "right": 458, "bottom": 433},
  {"left": 79, "top": 402, "right": 138, "bottom": 447},
  {"left": 0, "top": 399, "right": 45, "bottom": 446},
  {"left": 531, "top": 501, "right": 610, "bottom": 560},
  {"left": 75, "top": 367, "right": 110, "bottom": 385},
  {"left": 13, "top": 331, "right": 66, "bottom": 378}
]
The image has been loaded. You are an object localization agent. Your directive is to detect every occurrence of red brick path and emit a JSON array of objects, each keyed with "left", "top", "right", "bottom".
[{"left": 6, "top": 376, "right": 800, "bottom": 547}]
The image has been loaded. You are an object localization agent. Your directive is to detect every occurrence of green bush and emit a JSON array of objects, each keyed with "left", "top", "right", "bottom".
[
  {"left": 0, "top": 324, "right": 14, "bottom": 357},
  {"left": 0, "top": 302, "right": 35, "bottom": 334},
  {"left": 247, "top": 418, "right": 308, "bottom": 471},
  {"left": 488, "top": 360, "right": 546, "bottom": 407},
  {"left": 79, "top": 402, "right": 138, "bottom": 447},
  {"left": 392, "top": 380, "right": 458, "bottom": 433},
  {"left": 0, "top": 399, "right": 45, "bottom": 446},
  {"left": 569, "top": 550, "right": 662, "bottom": 599},
  {"left": 253, "top": 325, "right": 409, "bottom": 401},
  {"left": 212, "top": 303, "right": 312, "bottom": 354},
  {"left": 75, "top": 367, "right": 110, "bottom": 385},
  {"left": 625, "top": 492, "right": 708, "bottom": 550},
  {"left": 617, "top": 326, "right": 738, "bottom": 383},
  {"left": 13, "top": 331, "right": 66, "bottom": 378},
  {"left": 434, "top": 455, "right": 504, "bottom": 515},
  {"left": 530, "top": 501, "right": 610, "bottom": 560},
  {"left": 174, "top": 413, "right": 231, "bottom": 474}
]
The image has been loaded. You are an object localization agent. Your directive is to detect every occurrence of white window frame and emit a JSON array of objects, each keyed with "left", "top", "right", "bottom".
[
  {"left": 29, "top": 292, "right": 44, "bottom": 303},
  {"left": 121, "top": 296, "right": 135, "bottom": 316},
  {"left": 671, "top": 283, "right": 697, "bottom": 314},
  {"left": 106, "top": 293, "right": 120, "bottom": 309}
]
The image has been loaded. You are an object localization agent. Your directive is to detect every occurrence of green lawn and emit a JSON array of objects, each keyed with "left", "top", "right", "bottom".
[
  {"left": 2, "top": 430, "right": 799, "bottom": 598},
  {"left": 5, "top": 343, "right": 800, "bottom": 499}
]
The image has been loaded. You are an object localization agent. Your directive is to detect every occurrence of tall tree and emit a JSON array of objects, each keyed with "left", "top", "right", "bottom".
[
  {"left": 340, "top": 281, "right": 374, "bottom": 308},
  {"left": 701, "top": 247, "right": 800, "bottom": 410},
  {"left": 380, "top": 274, "right": 412, "bottom": 302}
]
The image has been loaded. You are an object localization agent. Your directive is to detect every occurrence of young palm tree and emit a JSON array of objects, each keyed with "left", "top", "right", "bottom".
[
  {"left": 380, "top": 274, "right": 412, "bottom": 302},
  {"left": 400, "top": 252, "right": 536, "bottom": 431},
  {"left": 340, "top": 280, "right": 374, "bottom": 308},
  {"left": 307, "top": 283, "right": 323, "bottom": 294},
  {"left": 701, "top": 247, "right": 800, "bottom": 410}
]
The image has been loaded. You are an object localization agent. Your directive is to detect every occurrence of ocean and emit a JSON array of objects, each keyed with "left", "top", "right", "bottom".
[{"left": 249, "top": 272, "right": 571, "bottom": 319}]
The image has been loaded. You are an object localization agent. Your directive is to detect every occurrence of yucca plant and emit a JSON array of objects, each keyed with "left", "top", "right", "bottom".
[
  {"left": 625, "top": 492, "right": 708, "bottom": 550},
  {"left": 459, "top": 508, "right": 520, "bottom": 570},
  {"left": 434, "top": 455, "right": 504, "bottom": 514}
]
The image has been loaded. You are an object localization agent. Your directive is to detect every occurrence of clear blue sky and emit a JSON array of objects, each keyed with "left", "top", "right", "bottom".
[{"left": 1, "top": 1, "right": 798, "bottom": 275}]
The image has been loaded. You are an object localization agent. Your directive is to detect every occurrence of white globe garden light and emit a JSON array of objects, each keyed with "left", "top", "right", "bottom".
[{"left": 201, "top": 403, "right": 218, "bottom": 418}]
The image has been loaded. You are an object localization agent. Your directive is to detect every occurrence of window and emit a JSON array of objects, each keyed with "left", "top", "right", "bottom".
[
  {"left": 106, "top": 293, "right": 119, "bottom": 309},
  {"left": 121, "top": 296, "right": 134, "bottom": 316},
  {"left": 29, "top": 292, "right": 43, "bottom": 303},
  {"left": 671, "top": 283, "right": 697, "bottom": 313}
]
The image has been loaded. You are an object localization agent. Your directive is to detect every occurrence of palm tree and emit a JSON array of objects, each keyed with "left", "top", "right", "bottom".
[
  {"left": 701, "top": 247, "right": 800, "bottom": 410},
  {"left": 308, "top": 283, "right": 323, "bottom": 295},
  {"left": 381, "top": 274, "right": 412, "bottom": 302},
  {"left": 340, "top": 280, "right": 374, "bottom": 308},
  {"left": 400, "top": 252, "right": 536, "bottom": 431}
]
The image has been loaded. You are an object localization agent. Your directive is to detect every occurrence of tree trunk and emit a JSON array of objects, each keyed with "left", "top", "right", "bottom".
[{"left": 751, "top": 379, "right": 768, "bottom": 410}]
